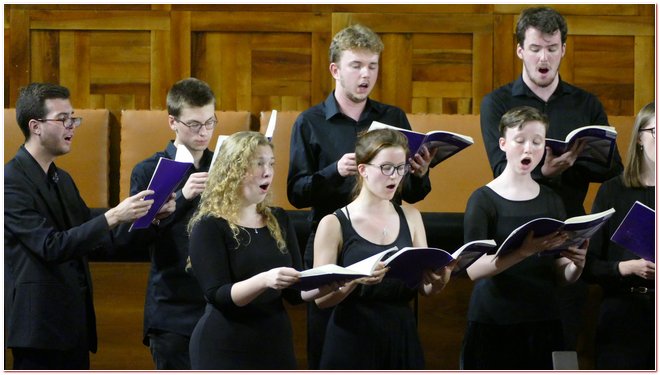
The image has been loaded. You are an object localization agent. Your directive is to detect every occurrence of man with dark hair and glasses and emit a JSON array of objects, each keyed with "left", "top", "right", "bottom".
[
  {"left": 5, "top": 82, "right": 158, "bottom": 369},
  {"left": 126, "top": 77, "right": 217, "bottom": 370}
]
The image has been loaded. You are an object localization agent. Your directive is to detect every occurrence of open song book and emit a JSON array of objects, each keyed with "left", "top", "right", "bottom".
[
  {"left": 545, "top": 125, "right": 617, "bottom": 167},
  {"left": 495, "top": 208, "right": 615, "bottom": 257},
  {"left": 611, "top": 201, "right": 655, "bottom": 262},
  {"left": 291, "top": 240, "right": 496, "bottom": 291},
  {"left": 368, "top": 121, "right": 474, "bottom": 168}
]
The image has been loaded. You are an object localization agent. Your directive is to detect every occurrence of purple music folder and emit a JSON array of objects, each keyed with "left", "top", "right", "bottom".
[
  {"left": 129, "top": 157, "right": 192, "bottom": 231},
  {"left": 611, "top": 201, "right": 656, "bottom": 262}
]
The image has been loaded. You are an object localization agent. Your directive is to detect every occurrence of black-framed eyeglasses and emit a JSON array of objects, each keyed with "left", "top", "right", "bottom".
[
  {"left": 365, "top": 163, "right": 410, "bottom": 176},
  {"left": 172, "top": 116, "right": 217, "bottom": 133},
  {"left": 639, "top": 127, "right": 655, "bottom": 139},
  {"left": 37, "top": 117, "right": 82, "bottom": 130}
]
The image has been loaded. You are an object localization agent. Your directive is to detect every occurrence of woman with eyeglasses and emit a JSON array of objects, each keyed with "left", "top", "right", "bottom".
[
  {"left": 582, "top": 101, "right": 655, "bottom": 370},
  {"left": 302, "top": 128, "right": 453, "bottom": 369}
]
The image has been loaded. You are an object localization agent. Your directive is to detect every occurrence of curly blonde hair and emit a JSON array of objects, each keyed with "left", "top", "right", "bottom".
[{"left": 188, "top": 131, "right": 286, "bottom": 252}]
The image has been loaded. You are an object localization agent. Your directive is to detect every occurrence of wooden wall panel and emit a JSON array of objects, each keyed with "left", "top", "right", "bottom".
[
  {"left": 3, "top": 2, "right": 653, "bottom": 212},
  {"left": 6, "top": 5, "right": 652, "bottom": 114},
  {"left": 332, "top": 12, "right": 494, "bottom": 114}
]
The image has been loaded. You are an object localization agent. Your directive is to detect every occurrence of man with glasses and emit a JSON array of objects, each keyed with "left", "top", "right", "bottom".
[
  {"left": 5, "top": 82, "right": 158, "bottom": 369},
  {"left": 478, "top": 6, "right": 624, "bottom": 357},
  {"left": 126, "top": 77, "right": 216, "bottom": 370},
  {"left": 287, "top": 24, "right": 434, "bottom": 369}
]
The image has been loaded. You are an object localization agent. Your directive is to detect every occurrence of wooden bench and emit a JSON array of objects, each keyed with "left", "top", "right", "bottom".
[
  {"left": 118, "top": 110, "right": 252, "bottom": 200},
  {"left": 4, "top": 108, "right": 110, "bottom": 208}
]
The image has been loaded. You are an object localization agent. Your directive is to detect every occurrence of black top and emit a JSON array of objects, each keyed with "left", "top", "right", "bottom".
[
  {"left": 336, "top": 204, "right": 417, "bottom": 303},
  {"left": 127, "top": 141, "right": 212, "bottom": 343},
  {"left": 287, "top": 91, "right": 432, "bottom": 229},
  {"left": 480, "top": 76, "right": 624, "bottom": 216},
  {"left": 188, "top": 207, "right": 302, "bottom": 369},
  {"left": 464, "top": 185, "right": 567, "bottom": 324},
  {"left": 583, "top": 176, "right": 655, "bottom": 292},
  {"left": 319, "top": 204, "right": 424, "bottom": 369}
]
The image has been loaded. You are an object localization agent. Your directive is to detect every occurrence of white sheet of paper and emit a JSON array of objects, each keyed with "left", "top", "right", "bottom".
[
  {"left": 175, "top": 144, "right": 194, "bottom": 163},
  {"left": 265, "top": 109, "right": 277, "bottom": 140},
  {"left": 210, "top": 135, "right": 229, "bottom": 167}
]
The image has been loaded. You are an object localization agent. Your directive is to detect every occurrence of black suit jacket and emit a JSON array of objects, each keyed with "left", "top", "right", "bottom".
[{"left": 4, "top": 146, "right": 114, "bottom": 352}]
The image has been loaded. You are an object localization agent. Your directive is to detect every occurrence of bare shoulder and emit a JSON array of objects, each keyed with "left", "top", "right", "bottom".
[
  {"left": 401, "top": 203, "right": 422, "bottom": 221},
  {"left": 316, "top": 213, "right": 342, "bottom": 239}
]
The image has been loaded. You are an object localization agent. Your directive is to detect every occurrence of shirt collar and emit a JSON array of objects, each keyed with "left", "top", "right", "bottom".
[
  {"left": 16, "top": 146, "right": 57, "bottom": 185},
  {"left": 165, "top": 141, "right": 178, "bottom": 159},
  {"left": 323, "top": 90, "right": 383, "bottom": 122},
  {"left": 512, "top": 74, "right": 574, "bottom": 100}
]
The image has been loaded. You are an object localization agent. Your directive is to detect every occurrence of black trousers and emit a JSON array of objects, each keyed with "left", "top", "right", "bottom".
[
  {"left": 460, "top": 319, "right": 564, "bottom": 370},
  {"left": 12, "top": 346, "right": 89, "bottom": 369},
  {"left": 303, "top": 230, "right": 332, "bottom": 369},
  {"left": 595, "top": 293, "right": 655, "bottom": 369},
  {"left": 12, "top": 285, "right": 92, "bottom": 370}
]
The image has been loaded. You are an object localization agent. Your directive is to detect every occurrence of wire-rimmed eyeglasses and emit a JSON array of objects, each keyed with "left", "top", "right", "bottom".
[
  {"left": 365, "top": 163, "right": 410, "bottom": 176},
  {"left": 173, "top": 116, "right": 218, "bottom": 133},
  {"left": 37, "top": 117, "right": 82, "bottom": 130}
]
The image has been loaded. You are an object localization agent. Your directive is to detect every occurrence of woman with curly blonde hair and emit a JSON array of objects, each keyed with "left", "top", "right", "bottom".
[{"left": 187, "top": 131, "right": 303, "bottom": 369}]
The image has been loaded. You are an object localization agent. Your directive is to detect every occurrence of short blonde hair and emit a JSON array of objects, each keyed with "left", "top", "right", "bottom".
[{"left": 329, "top": 24, "right": 384, "bottom": 64}]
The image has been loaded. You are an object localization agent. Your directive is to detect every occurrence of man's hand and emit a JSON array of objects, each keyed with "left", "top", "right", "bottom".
[
  {"left": 104, "top": 190, "right": 155, "bottom": 228},
  {"left": 337, "top": 153, "right": 357, "bottom": 177},
  {"left": 409, "top": 145, "right": 436, "bottom": 177},
  {"left": 155, "top": 193, "right": 176, "bottom": 220},
  {"left": 182, "top": 172, "right": 209, "bottom": 200},
  {"left": 541, "top": 139, "right": 587, "bottom": 178}
]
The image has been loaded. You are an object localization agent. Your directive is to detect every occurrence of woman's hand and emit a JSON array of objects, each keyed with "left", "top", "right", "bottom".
[
  {"left": 619, "top": 259, "right": 656, "bottom": 280},
  {"left": 421, "top": 259, "right": 457, "bottom": 295},
  {"left": 355, "top": 262, "right": 388, "bottom": 285},
  {"left": 262, "top": 267, "right": 300, "bottom": 290},
  {"left": 518, "top": 230, "right": 569, "bottom": 257},
  {"left": 559, "top": 239, "right": 588, "bottom": 270}
]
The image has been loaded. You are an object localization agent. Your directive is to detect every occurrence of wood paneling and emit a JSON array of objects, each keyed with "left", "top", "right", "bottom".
[
  {"left": 7, "top": 4, "right": 652, "bottom": 114},
  {"left": 4, "top": 108, "right": 110, "bottom": 208},
  {"left": 89, "top": 262, "right": 153, "bottom": 370}
]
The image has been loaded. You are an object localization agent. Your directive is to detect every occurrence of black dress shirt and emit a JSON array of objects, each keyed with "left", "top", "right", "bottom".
[{"left": 287, "top": 91, "right": 432, "bottom": 228}]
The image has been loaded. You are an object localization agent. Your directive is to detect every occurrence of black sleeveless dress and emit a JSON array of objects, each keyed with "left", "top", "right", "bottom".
[{"left": 319, "top": 204, "right": 424, "bottom": 369}]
